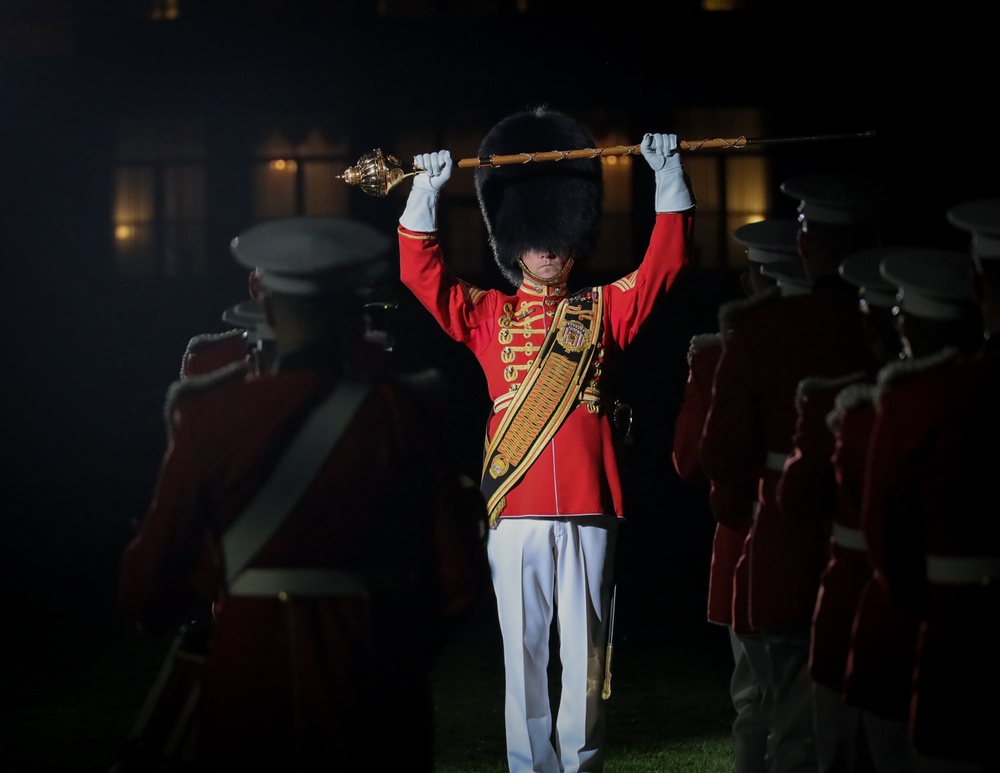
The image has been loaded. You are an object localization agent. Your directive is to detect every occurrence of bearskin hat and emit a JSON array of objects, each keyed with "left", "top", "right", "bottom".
[{"left": 474, "top": 106, "right": 603, "bottom": 286}]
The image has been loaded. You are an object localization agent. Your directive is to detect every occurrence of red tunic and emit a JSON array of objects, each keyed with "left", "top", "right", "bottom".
[
  {"left": 671, "top": 332, "right": 754, "bottom": 631},
  {"left": 833, "top": 382, "right": 919, "bottom": 721},
  {"left": 700, "top": 282, "right": 878, "bottom": 630},
  {"left": 398, "top": 213, "right": 692, "bottom": 519},
  {"left": 119, "top": 364, "right": 488, "bottom": 770},
  {"left": 777, "top": 372, "right": 873, "bottom": 691},
  {"left": 863, "top": 347, "right": 999, "bottom": 763}
]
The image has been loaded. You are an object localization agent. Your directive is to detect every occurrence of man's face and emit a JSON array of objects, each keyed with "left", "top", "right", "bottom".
[{"left": 521, "top": 249, "right": 570, "bottom": 280}]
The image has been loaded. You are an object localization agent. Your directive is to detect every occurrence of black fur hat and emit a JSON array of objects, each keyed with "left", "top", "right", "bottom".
[{"left": 474, "top": 106, "right": 603, "bottom": 286}]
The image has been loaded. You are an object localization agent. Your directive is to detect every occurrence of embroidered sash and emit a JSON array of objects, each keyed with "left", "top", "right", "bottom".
[{"left": 481, "top": 287, "right": 604, "bottom": 527}]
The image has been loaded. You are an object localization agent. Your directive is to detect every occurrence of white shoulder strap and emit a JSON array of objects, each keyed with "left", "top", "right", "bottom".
[{"left": 222, "top": 377, "right": 373, "bottom": 585}]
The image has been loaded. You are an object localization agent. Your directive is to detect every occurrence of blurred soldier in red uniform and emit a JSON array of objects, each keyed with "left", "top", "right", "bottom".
[
  {"left": 673, "top": 217, "right": 799, "bottom": 773},
  {"left": 119, "top": 215, "right": 489, "bottom": 772},
  {"left": 776, "top": 245, "right": 903, "bottom": 772},
  {"left": 863, "top": 222, "right": 996, "bottom": 772},
  {"left": 180, "top": 298, "right": 276, "bottom": 379},
  {"left": 700, "top": 174, "right": 884, "bottom": 772},
  {"left": 179, "top": 269, "right": 270, "bottom": 379},
  {"left": 396, "top": 106, "right": 695, "bottom": 773}
]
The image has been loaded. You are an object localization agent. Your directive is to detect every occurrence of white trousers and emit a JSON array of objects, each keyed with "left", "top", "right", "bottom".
[
  {"left": 487, "top": 516, "right": 617, "bottom": 773},
  {"left": 813, "top": 681, "right": 864, "bottom": 772},
  {"left": 731, "top": 628, "right": 772, "bottom": 773},
  {"left": 762, "top": 625, "right": 817, "bottom": 773}
]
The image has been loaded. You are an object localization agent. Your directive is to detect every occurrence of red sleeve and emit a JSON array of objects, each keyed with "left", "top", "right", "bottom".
[
  {"left": 672, "top": 338, "right": 721, "bottom": 483},
  {"left": 776, "top": 384, "right": 839, "bottom": 528},
  {"left": 397, "top": 226, "right": 496, "bottom": 356},
  {"left": 861, "top": 384, "right": 928, "bottom": 617},
  {"left": 700, "top": 323, "right": 767, "bottom": 485},
  {"left": 118, "top": 412, "right": 218, "bottom": 634},
  {"left": 604, "top": 212, "right": 693, "bottom": 346}
]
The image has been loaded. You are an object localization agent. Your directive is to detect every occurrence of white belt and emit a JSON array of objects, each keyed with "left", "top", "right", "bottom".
[
  {"left": 765, "top": 451, "right": 787, "bottom": 472},
  {"left": 228, "top": 568, "right": 396, "bottom": 600},
  {"left": 831, "top": 523, "right": 867, "bottom": 551},
  {"left": 925, "top": 555, "right": 1000, "bottom": 586}
]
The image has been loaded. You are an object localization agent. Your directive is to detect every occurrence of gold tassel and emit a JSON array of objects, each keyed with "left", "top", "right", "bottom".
[{"left": 488, "top": 497, "right": 505, "bottom": 530}]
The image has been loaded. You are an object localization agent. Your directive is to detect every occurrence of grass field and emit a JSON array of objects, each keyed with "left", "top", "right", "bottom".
[
  {"left": 3, "top": 556, "right": 737, "bottom": 773},
  {"left": 431, "top": 598, "right": 736, "bottom": 773}
]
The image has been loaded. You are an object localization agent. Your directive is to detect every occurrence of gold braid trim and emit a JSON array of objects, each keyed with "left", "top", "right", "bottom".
[
  {"left": 397, "top": 226, "right": 435, "bottom": 241},
  {"left": 481, "top": 289, "right": 603, "bottom": 527}
]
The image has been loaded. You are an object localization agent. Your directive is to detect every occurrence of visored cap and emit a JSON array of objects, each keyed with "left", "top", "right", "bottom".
[
  {"left": 780, "top": 173, "right": 884, "bottom": 226},
  {"left": 880, "top": 247, "right": 975, "bottom": 320},
  {"left": 733, "top": 218, "right": 800, "bottom": 264},
  {"left": 230, "top": 216, "right": 391, "bottom": 296},
  {"left": 946, "top": 198, "right": 1000, "bottom": 262}
]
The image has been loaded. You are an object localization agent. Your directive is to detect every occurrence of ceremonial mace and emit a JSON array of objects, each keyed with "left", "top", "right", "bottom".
[{"left": 336, "top": 131, "right": 876, "bottom": 197}]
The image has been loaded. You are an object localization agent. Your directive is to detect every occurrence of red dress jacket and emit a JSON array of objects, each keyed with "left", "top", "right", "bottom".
[
  {"left": 777, "top": 372, "right": 872, "bottom": 692},
  {"left": 700, "top": 280, "right": 878, "bottom": 630},
  {"left": 863, "top": 346, "right": 999, "bottom": 763},
  {"left": 119, "top": 360, "right": 488, "bottom": 770},
  {"left": 833, "top": 381, "right": 919, "bottom": 721},
  {"left": 672, "top": 332, "right": 754, "bottom": 631},
  {"left": 398, "top": 212, "right": 693, "bottom": 520}
]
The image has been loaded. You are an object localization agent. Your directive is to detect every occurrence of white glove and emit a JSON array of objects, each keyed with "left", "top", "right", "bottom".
[
  {"left": 641, "top": 133, "right": 694, "bottom": 213},
  {"left": 399, "top": 150, "right": 452, "bottom": 233}
]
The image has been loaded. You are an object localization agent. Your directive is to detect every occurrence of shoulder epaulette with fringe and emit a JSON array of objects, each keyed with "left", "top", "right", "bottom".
[
  {"left": 826, "top": 380, "right": 877, "bottom": 431},
  {"left": 795, "top": 370, "right": 866, "bottom": 410},
  {"left": 180, "top": 328, "right": 246, "bottom": 378},
  {"left": 873, "top": 346, "right": 961, "bottom": 406},
  {"left": 686, "top": 332, "right": 722, "bottom": 366}
]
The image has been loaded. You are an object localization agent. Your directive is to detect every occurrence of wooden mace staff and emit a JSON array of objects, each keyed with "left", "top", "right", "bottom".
[{"left": 337, "top": 130, "right": 876, "bottom": 197}]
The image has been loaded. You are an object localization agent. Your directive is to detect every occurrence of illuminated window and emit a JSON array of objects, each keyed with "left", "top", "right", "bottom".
[
  {"left": 148, "top": 0, "right": 179, "bottom": 20},
  {"left": 677, "top": 107, "right": 769, "bottom": 269},
  {"left": 251, "top": 117, "right": 350, "bottom": 220},
  {"left": 590, "top": 126, "right": 634, "bottom": 276},
  {"left": 113, "top": 118, "right": 206, "bottom": 277},
  {"left": 700, "top": 0, "right": 745, "bottom": 9}
]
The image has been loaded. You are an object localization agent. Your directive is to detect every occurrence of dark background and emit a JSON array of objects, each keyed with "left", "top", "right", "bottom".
[{"left": 0, "top": 4, "right": 993, "bottom": 768}]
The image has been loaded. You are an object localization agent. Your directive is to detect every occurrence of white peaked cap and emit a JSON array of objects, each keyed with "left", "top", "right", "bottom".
[
  {"left": 222, "top": 299, "right": 275, "bottom": 341},
  {"left": 946, "top": 198, "right": 1000, "bottom": 262},
  {"left": 780, "top": 173, "right": 884, "bottom": 226},
  {"left": 733, "top": 218, "right": 800, "bottom": 264},
  {"left": 761, "top": 257, "right": 814, "bottom": 296},
  {"left": 839, "top": 246, "right": 902, "bottom": 308},
  {"left": 230, "top": 216, "right": 391, "bottom": 296},
  {"left": 879, "top": 248, "right": 975, "bottom": 320}
]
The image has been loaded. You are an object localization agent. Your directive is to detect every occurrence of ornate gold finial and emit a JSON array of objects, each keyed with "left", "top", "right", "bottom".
[{"left": 336, "top": 149, "right": 412, "bottom": 197}]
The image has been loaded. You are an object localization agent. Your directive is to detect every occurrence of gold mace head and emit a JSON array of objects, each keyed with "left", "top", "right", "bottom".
[{"left": 336, "top": 148, "right": 412, "bottom": 197}]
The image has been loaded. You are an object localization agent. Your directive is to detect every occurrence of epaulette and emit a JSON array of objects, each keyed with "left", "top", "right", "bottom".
[
  {"left": 717, "top": 285, "right": 781, "bottom": 334},
  {"left": 826, "top": 380, "right": 877, "bottom": 431},
  {"left": 458, "top": 278, "right": 488, "bottom": 306},
  {"left": 162, "top": 360, "right": 252, "bottom": 442},
  {"left": 179, "top": 328, "right": 246, "bottom": 378},
  {"left": 795, "top": 370, "right": 866, "bottom": 410},
  {"left": 873, "top": 346, "right": 961, "bottom": 406},
  {"left": 687, "top": 332, "right": 722, "bottom": 366}
]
